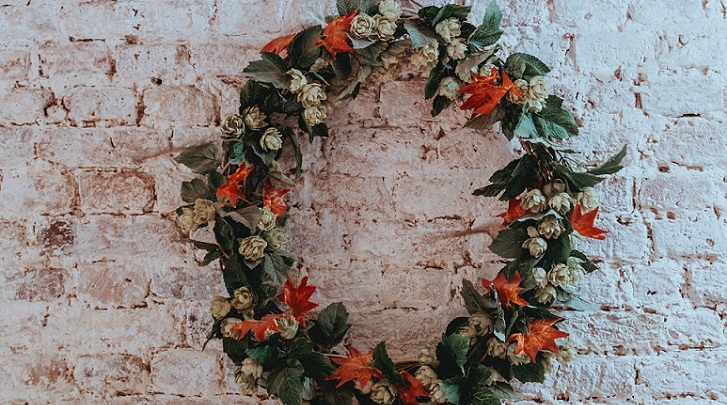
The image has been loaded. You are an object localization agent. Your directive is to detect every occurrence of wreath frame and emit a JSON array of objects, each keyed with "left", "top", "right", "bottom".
[{"left": 173, "top": 1, "right": 626, "bottom": 404}]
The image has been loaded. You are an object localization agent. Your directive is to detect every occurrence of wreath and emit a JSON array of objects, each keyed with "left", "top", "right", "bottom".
[{"left": 173, "top": 1, "right": 626, "bottom": 404}]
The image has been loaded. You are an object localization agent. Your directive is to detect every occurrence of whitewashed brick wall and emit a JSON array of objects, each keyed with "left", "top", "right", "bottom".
[{"left": 0, "top": 0, "right": 725, "bottom": 403}]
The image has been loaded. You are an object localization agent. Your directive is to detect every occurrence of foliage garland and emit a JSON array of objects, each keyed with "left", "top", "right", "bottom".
[{"left": 173, "top": 1, "right": 626, "bottom": 404}]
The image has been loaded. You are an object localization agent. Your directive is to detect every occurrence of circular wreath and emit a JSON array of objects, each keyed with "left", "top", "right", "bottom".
[{"left": 173, "top": 1, "right": 626, "bottom": 404}]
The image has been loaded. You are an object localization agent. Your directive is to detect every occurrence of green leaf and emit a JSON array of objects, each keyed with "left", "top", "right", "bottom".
[
  {"left": 548, "top": 235, "right": 571, "bottom": 264},
  {"left": 504, "top": 53, "right": 551, "bottom": 80},
  {"left": 489, "top": 227, "right": 528, "bottom": 259},
  {"left": 424, "top": 62, "right": 447, "bottom": 100},
  {"left": 488, "top": 382, "right": 519, "bottom": 400},
  {"left": 439, "top": 378, "right": 464, "bottom": 405},
  {"left": 267, "top": 359, "right": 306, "bottom": 405},
  {"left": 513, "top": 112, "right": 539, "bottom": 139},
  {"left": 240, "top": 80, "right": 268, "bottom": 111},
  {"left": 418, "top": 6, "right": 441, "bottom": 23},
  {"left": 588, "top": 145, "right": 627, "bottom": 175},
  {"left": 309, "top": 302, "right": 351, "bottom": 349},
  {"left": 501, "top": 154, "right": 539, "bottom": 200},
  {"left": 223, "top": 255, "right": 249, "bottom": 293},
  {"left": 174, "top": 143, "right": 220, "bottom": 174},
  {"left": 512, "top": 360, "right": 545, "bottom": 383},
  {"left": 263, "top": 251, "right": 295, "bottom": 285},
  {"left": 181, "top": 178, "right": 213, "bottom": 203},
  {"left": 439, "top": 333, "right": 470, "bottom": 372},
  {"left": 525, "top": 305, "right": 560, "bottom": 319},
  {"left": 299, "top": 352, "right": 337, "bottom": 382},
  {"left": 287, "top": 337, "right": 314, "bottom": 357},
  {"left": 223, "top": 206, "right": 262, "bottom": 231},
  {"left": 455, "top": 50, "right": 495, "bottom": 82},
  {"left": 467, "top": 1, "right": 503, "bottom": 48},
  {"left": 433, "top": 5, "right": 471, "bottom": 25},
  {"left": 489, "top": 158, "right": 521, "bottom": 184},
  {"left": 471, "top": 385, "right": 500, "bottom": 405},
  {"left": 570, "top": 250, "right": 598, "bottom": 273},
  {"left": 177, "top": 238, "right": 218, "bottom": 252},
  {"left": 404, "top": 20, "right": 438, "bottom": 48},
  {"left": 201, "top": 250, "right": 223, "bottom": 266},
  {"left": 432, "top": 95, "right": 453, "bottom": 117},
  {"left": 331, "top": 52, "right": 353, "bottom": 81},
  {"left": 286, "top": 129, "right": 304, "bottom": 180},
  {"left": 559, "top": 291, "right": 599, "bottom": 311},
  {"left": 372, "top": 342, "right": 404, "bottom": 385},
  {"left": 243, "top": 52, "right": 288, "bottom": 89},
  {"left": 461, "top": 279, "right": 495, "bottom": 314},
  {"left": 336, "top": 0, "right": 368, "bottom": 16},
  {"left": 246, "top": 344, "right": 277, "bottom": 366},
  {"left": 214, "top": 218, "right": 236, "bottom": 256},
  {"left": 472, "top": 183, "right": 506, "bottom": 198},
  {"left": 556, "top": 163, "right": 605, "bottom": 190},
  {"left": 257, "top": 284, "right": 279, "bottom": 305},
  {"left": 289, "top": 26, "right": 322, "bottom": 69},
  {"left": 533, "top": 95, "right": 578, "bottom": 139},
  {"left": 223, "top": 336, "right": 250, "bottom": 364}
]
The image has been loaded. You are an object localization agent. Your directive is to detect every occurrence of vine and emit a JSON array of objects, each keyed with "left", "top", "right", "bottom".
[{"left": 173, "top": 1, "right": 626, "bottom": 404}]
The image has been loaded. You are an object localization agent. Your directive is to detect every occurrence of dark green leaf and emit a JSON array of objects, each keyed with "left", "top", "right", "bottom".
[
  {"left": 558, "top": 291, "right": 598, "bottom": 311},
  {"left": 556, "top": 163, "right": 605, "bottom": 190},
  {"left": 214, "top": 218, "right": 236, "bottom": 256},
  {"left": 243, "top": 52, "right": 288, "bottom": 89},
  {"left": 287, "top": 337, "right": 314, "bottom": 357},
  {"left": 461, "top": 279, "right": 496, "bottom": 314},
  {"left": 505, "top": 53, "right": 551, "bottom": 80},
  {"left": 240, "top": 80, "right": 269, "bottom": 111},
  {"left": 224, "top": 206, "right": 262, "bottom": 231},
  {"left": 309, "top": 302, "right": 351, "bottom": 349},
  {"left": 201, "top": 250, "right": 223, "bottom": 266},
  {"left": 223, "top": 336, "right": 249, "bottom": 364},
  {"left": 471, "top": 385, "right": 500, "bottom": 405},
  {"left": 267, "top": 359, "right": 306, "bottom": 405},
  {"left": 223, "top": 255, "right": 249, "bottom": 293},
  {"left": 439, "top": 333, "right": 470, "bottom": 373},
  {"left": 299, "top": 352, "right": 337, "bottom": 382},
  {"left": 372, "top": 342, "right": 404, "bottom": 385},
  {"left": 489, "top": 158, "right": 521, "bottom": 184},
  {"left": 404, "top": 20, "right": 438, "bottom": 48},
  {"left": 432, "top": 95, "right": 453, "bottom": 117},
  {"left": 174, "top": 143, "right": 220, "bottom": 174},
  {"left": 336, "top": 0, "right": 368, "bottom": 16},
  {"left": 177, "top": 238, "right": 218, "bottom": 252},
  {"left": 331, "top": 52, "right": 353, "bottom": 81},
  {"left": 424, "top": 62, "right": 447, "bottom": 100},
  {"left": 548, "top": 235, "right": 571, "bottom": 264},
  {"left": 588, "top": 145, "right": 627, "bottom": 175},
  {"left": 418, "top": 6, "right": 441, "bottom": 23},
  {"left": 513, "top": 112, "right": 539, "bottom": 139},
  {"left": 501, "top": 154, "right": 539, "bottom": 200},
  {"left": 289, "top": 26, "right": 322, "bottom": 69},
  {"left": 257, "top": 284, "right": 279, "bottom": 305},
  {"left": 181, "top": 178, "right": 213, "bottom": 203},
  {"left": 467, "top": 1, "right": 503, "bottom": 48},
  {"left": 286, "top": 129, "right": 304, "bottom": 180},
  {"left": 512, "top": 360, "right": 545, "bottom": 383},
  {"left": 263, "top": 251, "right": 295, "bottom": 286},
  {"left": 534, "top": 95, "right": 578, "bottom": 139},
  {"left": 433, "top": 5, "right": 471, "bottom": 25},
  {"left": 439, "top": 378, "right": 463, "bottom": 405},
  {"left": 489, "top": 227, "right": 528, "bottom": 259},
  {"left": 525, "top": 306, "right": 560, "bottom": 319},
  {"left": 472, "top": 183, "right": 506, "bottom": 197},
  {"left": 570, "top": 250, "right": 598, "bottom": 273},
  {"left": 246, "top": 344, "right": 277, "bottom": 366}
]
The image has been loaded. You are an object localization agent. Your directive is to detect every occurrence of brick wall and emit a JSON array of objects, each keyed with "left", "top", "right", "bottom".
[{"left": 0, "top": 0, "right": 725, "bottom": 403}]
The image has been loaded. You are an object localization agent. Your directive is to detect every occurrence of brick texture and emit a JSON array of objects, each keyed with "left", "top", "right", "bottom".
[{"left": 0, "top": 0, "right": 725, "bottom": 403}]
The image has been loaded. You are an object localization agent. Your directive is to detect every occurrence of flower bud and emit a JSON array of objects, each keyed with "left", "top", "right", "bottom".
[
  {"left": 469, "top": 312, "right": 494, "bottom": 336},
  {"left": 576, "top": 187, "right": 599, "bottom": 212},
  {"left": 549, "top": 192, "right": 572, "bottom": 215},
  {"left": 417, "top": 344, "right": 440, "bottom": 367},
  {"left": 370, "top": 379, "right": 397, "bottom": 405},
  {"left": 260, "top": 127, "right": 283, "bottom": 151},
  {"left": 522, "top": 237, "right": 547, "bottom": 257},
  {"left": 458, "top": 324, "right": 478, "bottom": 344},
  {"left": 411, "top": 42, "right": 439, "bottom": 71},
  {"left": 276, "top": 316, "right": 299, "bottom": 340},
  {"left": 231, "top": 286, "right": 257, "bottom": 313},
  {"left": 446, "top": 38, "right": 467, "bottom": 60},
  {"left": 414, "top": 366, "right": 438, "bottom": 389},
  {"left": 262, "top": 228, "right": 288, "bottom": 250},
  {"left": 507, "top": 343, "right": 530, "bottom": 365},
  {"left": 378, "top": 0, "right": 402, "bottom": 21},
  {"left": 235, "top": 367, "right": 257, "bottom": 394},
  {"left": 209, "top": 296, "right": 231, "bottom": 319},
  {"left": 486, "top": 338, "right": 508, "bottom": 359},
  {"left": 241, "top": 357, "right": 264, "bottom": 379},
  {"left": 520, "top": 189, "right": 547, "bottom": 213},
  {"left": 543, "top": 179, "right": 566, "bottom": 196},
  {"left": 548, "top": 264, "right": 571, "bottom": 288},
  {"left": 531, "top": 267, "right": 547, "bottom": 288},
  {"left": 241, "top": 106, "right": 267, "bottom": 131},
  {"left": 221, "top": 317, "right": 243, "bottom": 338},
  {"left": 483, "top": 368, "right": 502, "bottom": 386},
  {"left": 178, "top": 208, "right": 198, "bottom": 233},
  {"left": 538, "top": 216, "right": 564, "bottom": 239},
  {"left": 303, "top": 105, "right": 327, "bottom": 126},
  {"left": 258, "top": 206, "right": 277, "bottom": 231},
  {"left": 556, "top": 341, "right": 576, "bottom": 363},
  {"left": 297, "top": 83, "right": 327, "bottom": 109},
  {"left": 567, "top": 257, "right": 586, "bottom": 283},
  {"left": 374, "top": 15, "right": 397, "bottom": 41},
  {"left": 287, "top": 69, "right": 307, "bottom": 94},
  {"left": 220, "top": 114, "right": 245, "bottom": 137},
  {"left": 238, "top": 236, "right": 267, "bottom": 261},
  {"left": 430, "top": 381, "right": 447, "bottom": 403},
  {"left": 351, "top": 13, "right": 375, "bottom": 38},
  {"left": 193, "top": 198, "right": 217, "bottom": 226},
  {"left": 534, "top": 285, "right": 557, "bottom": 304},
  {"left": 435, "top": 17, "right": 461, "bottom": 43},
  {"left": 355, "top": 379, "right": 375, "bottom": 394},
  {"left": 436, "top": 76, "right": 460, "bottom": 100},
  {"left": 506, "top": 79, "right": 529, "bottom": 105}
]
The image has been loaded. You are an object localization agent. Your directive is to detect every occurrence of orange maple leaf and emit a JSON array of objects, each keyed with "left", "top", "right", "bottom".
[
  {"left": 277, "top": 277, "right": 319, "bottom": 327},
  {"left": 230, "top": 313, "right": 286, "bottom": 341},
  {"left": 508, "top": 318, "right": 570, "bottom": 363},
  {"left": 570, "top": 204, "right": 608, "bottom": 240},
  {"left": 498, "top": 197, "right": 528, "bottom": 224},
  {"left": 315, "top": 11, "right": 356, "bottom": 59},
  {"left": 263, "top": 181, "right": 290, "bottom": 217},
  {"left": 216, "top": 163, "right": 255, "bottom": 208},
  {"left": 482, "top": 271, "right": 529, "bottom": 308},
  {"left": 326, "top": 346, "right": 383, "bottom": 388},
  {"left": 398, "top": 370, "right": 430, "bottom": 405},
  {"left": 459, "top": 67, "right": 519, "bottom": 119},
  {"left": 261, "top": 33, "right": 296, "bottom": 54}
]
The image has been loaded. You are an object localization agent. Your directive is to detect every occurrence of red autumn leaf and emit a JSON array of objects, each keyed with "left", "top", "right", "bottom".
[
  {"left": 459, "top": 67, "right": 519, "bottom": 119},
  {"left": 230, "top": 313, "right": 286, "bottom": 341},
  {"left": 398, "top": 370, "right": 430, "bottom": 405},
  {"left": 216, "top": 163, "right": 255, "bottom": 208},
  {"left": 277, "top": 277, "right": 319, "bottom": 327},
  {"left": 570, "top": 204, "right": 608, "bottom": 240},
  {"left": 498, "top": 198, "right": 528, "bottom": 224},
  {"left": 482, "top": 271, "right": 529, "bottom": 308},
  {"left": 261, "top": 33, "right": 296, "bottom": 54},
  {"left": 263, "top": 181, "right": 290, "bottom": 217},
  {"left": 315, "top": 11, "right": 356, "bottom": 59},
  {"left": 508, "top": 318, "right": 570, "bottom": 363},
  {"left": 326, "top": 346, "right": 383, "bottom": 388}
]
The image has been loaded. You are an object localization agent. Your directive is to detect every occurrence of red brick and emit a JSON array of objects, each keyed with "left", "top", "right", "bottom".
[
  {"left": 77, "top": 262, "right": 149, "bottom": 308},
  {"left": 14, "top": 268, "right": 66, "bottom": 302},
  {"left": 150, "top": 349, "right": 223, "bottom": 396},
  {"left": 141, "top": 85, "right": 216, "bottom": 128},
  {"left": 64, "top": 86, "right": 137, "bottom": 127},
  {"left": 78, "top": 170, "right": 155, "bottom": 214}
]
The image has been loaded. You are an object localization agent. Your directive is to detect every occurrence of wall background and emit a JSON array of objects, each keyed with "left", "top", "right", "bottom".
[{"left": 1, "top": 0, "right": 726, "bottom": 403}]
